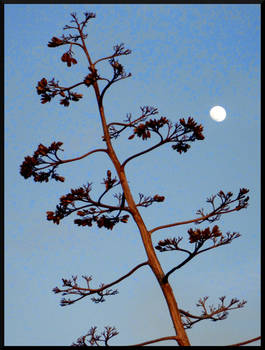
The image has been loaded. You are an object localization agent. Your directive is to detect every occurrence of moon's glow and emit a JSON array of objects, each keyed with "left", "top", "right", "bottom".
[{"left": 209, "top": 106, "right": 227, "bottom": 122}]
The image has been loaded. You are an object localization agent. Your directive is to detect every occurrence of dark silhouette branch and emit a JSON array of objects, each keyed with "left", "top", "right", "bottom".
[
  {"left": 156, "top": 226, "right": 241, "bottom": 283},
  {"left": 162, "top": 248, "right": 201, "bottom": 283},
  {"left": 99, "top": 70, "right": 131, "bottom": 105},
  {"left": 122, "top": 139, "right": 167, "bottom": 168}
]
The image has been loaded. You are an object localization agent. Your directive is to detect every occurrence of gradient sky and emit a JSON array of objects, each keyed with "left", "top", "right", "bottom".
[{"left": 5, "top": 4, "right": 260, "bottom": 346}]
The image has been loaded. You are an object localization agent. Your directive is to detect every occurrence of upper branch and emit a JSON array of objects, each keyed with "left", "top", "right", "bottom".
[
  {"left": 36, "top": 77, "right": 85, "bottom": 106},
  {"left": 121, "top": 116, "right": 205, "bottom": 168},
  {"left": 44, "top": 13, "right": 133, "bottom": 109},
  {"left": 94, "top": 43, "right": 132, "bottom": 65},
  {"left": 122, "top": 139, "right": 167, "bottom": 168},
  {"left": 20, "top": 142, "right": 107, "bottom": 183},
  {"left": 99, "top": 58, "right": 132, "bottom": 104},
  {"left": 150, "top": 189, "right": 249, "bottom": 235},
  {"left": 106, "top": 106, "right": 158, "bottom": 140}
]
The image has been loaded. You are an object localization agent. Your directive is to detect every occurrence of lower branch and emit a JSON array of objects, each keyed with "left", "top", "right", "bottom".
[
  {"left": 227, "top": 336, "right": 261, "bottom": 346},
  {"left": 128, "top": 335, "right": 177, "bottom": 346},
  {"left": 53, "top": 261, "right": 149, "bottom": 306},
  {"left": 179, "top": 296, "right": 247, "bottom": 329}
]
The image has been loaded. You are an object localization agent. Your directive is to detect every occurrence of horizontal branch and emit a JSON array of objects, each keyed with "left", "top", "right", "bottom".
[
  {"left": 107, "top": 113, "right": 148, "bottom": 129},
  {"left": 62, "top": 41, "right": 84, "bottom": 49},
  {"left": 37, "top": 148, "right": 107, "bottom": 171},
  {"left": 128, "top": 335, "right": 177, "bottom": 346},
  {"left": 54, "top": 261, "right": 149, "bottom": 306},
  {"left": 94, "top": 53, "right": 122, "bottom": 65},
  {"left": 59, "top": 81, "right": 85, "bottom": 92},
  {"left": 227, "top": 336, "right": 261, "bottom": 346},
  {"left": 81, "top": 261, "right": 149, "bottom": 293},
  {"left": 149, "top": 208, "right": 239, "bottom": 235},
  {"left": 59, "top": 148, "right": 108, "bottom": 164}
]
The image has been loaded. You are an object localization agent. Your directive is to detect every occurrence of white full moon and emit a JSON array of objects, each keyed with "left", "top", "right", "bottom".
[{"left": 209, "top": 106, "right": 227, "bottom": 122}]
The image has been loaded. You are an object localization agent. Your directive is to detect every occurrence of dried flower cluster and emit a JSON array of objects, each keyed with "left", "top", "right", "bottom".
[
  {"left": 155, "top": 237, "right": 184, "bottom": 252},
  {"left": 129, "top": 116, "right": 169, "bottom": 140},
  {"left": 103, "top": 170, "right": 118, "bottom": 190},
  {"left": 46, "top": 179, "right": 130, "bottom": 230},
  {"left": 20, "top": 142, "right": 64, "bottom": 182},
  {"left": 111, "top": 113, "right": 205, "bottom": 157},
  {"left": 83, "top": 69, "right": 100, "bottom": 88},
  {"left": 171, "top": 117, "right": 204, "bottom": 154},
  {"left": 36, "top": 78, "right": 83, "bottom": 106},
  {"left": 48, "top": 36, "right": 65, "bottom": 47},
  {"left": 187, "top": 225, "right": 222, "bottom": 243},
  {"left": 61, "top": 49, "right": 78, "bottom": 67},
  {"left": 136, "top": 193, "right": 165, "bottom": 208},
  {"left": 74, "top": 213, "right": 129, "bottom": 230},
  {"left": 155, "top": 226, "right": 240, "bottom": 253}
]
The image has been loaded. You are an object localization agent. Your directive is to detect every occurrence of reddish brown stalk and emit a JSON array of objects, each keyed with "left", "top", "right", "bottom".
[
  {"left": 89, "top": 82, "right": 191, "bottom": 346},
  {"left": 69, "top": 16, "right": 192, "bottom": 346}
]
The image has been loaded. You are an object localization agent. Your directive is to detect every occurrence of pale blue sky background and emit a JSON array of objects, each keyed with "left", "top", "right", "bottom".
[{"left": 5, "top": 4, "right": 260, "bottom": 346}]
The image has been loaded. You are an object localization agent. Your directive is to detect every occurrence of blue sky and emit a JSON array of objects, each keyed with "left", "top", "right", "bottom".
[{"left": 5, "top": 4, "right": 260, "bottom": 346}]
